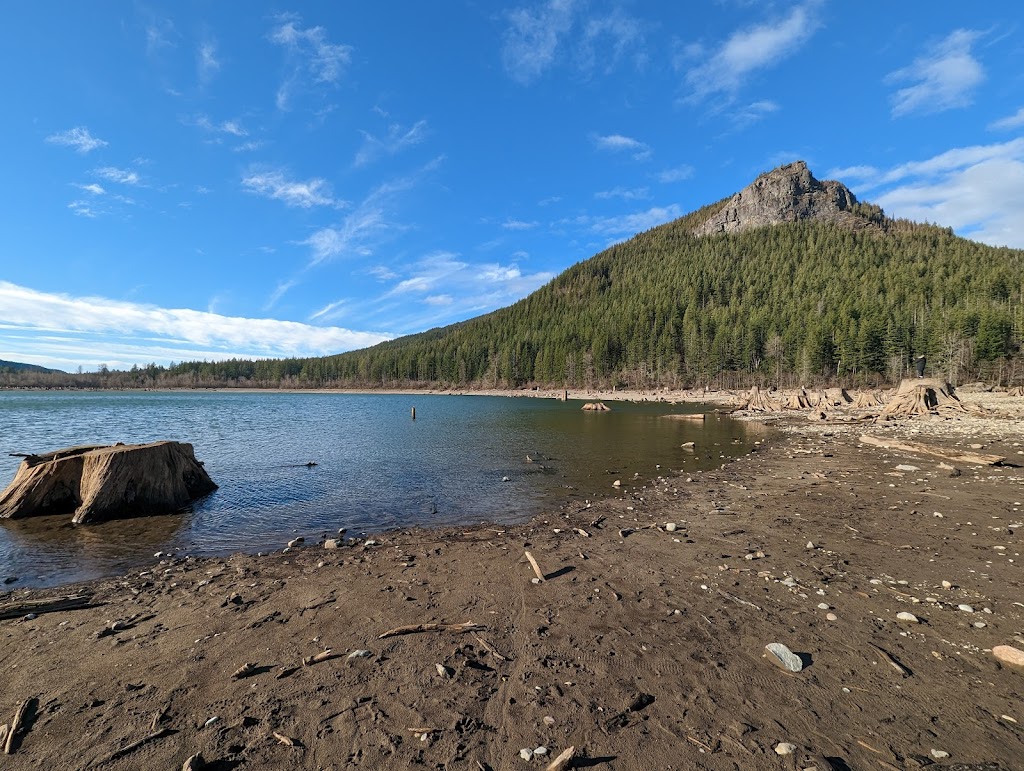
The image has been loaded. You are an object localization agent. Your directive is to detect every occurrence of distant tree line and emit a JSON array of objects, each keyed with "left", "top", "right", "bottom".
[{"left": 4, "top": 210, "right": 1023, "bottom": 392}]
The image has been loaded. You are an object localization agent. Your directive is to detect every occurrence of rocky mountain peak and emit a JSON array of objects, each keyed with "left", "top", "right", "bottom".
[{"left": 692, "top": 161, "right": 867, "bottom": 236}]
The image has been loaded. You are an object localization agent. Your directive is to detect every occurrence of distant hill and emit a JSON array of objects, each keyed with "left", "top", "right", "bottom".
[
  {"left": 0, "top": 359, "right": 63, "bottom": 374},
  {"left": 78, "top": 162, "right": 1024, "bottom": 389}
]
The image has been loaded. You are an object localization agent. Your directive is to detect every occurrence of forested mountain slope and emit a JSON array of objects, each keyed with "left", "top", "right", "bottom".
[{"left": 6, "top": 163, "right": 1022, "bottom": 390}]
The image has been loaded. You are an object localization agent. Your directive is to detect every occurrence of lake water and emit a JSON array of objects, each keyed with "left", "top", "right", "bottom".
[{"left": 0, "top": 391, "right": 756, "bottom": 587}]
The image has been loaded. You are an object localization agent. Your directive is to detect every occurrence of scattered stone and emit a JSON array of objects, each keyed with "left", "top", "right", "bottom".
[
  {"left": 957, "top": 604, "right": 975, "bottom": 613},
  {"left": 612, "top": 480, "right": 621, "bottom": 487},
  {"left": 941, "top": 580, "right": 953, "bottom": 589},
  {"left": 817, "top": 603, "right": 830, "bottom": 610},
  {"left": 534, "top": 746, "right": 548, "bottom": 756},
  {"left": 204, "top": 716, "right": 220, "bottom": 728},
  {"left": 895, "top": 464, "right": 919, "bottom": 472},
  {"left": 287, "top": 537, "right": 304, "bottom": 548},
  {"left": 182, "top": 752, "right": 204, "bottom": 771},
  {"left": 826, "top": 613, "right": 838, "bottom": 622},
  {"left": 930, "top": 749, "right": 950, "bottom": 759},
  {"left": 347, "top": 649, "right": 371, "bottom": 659},
  {"left": 520, "top": 747, "right": 534, "bottom": 761},
  {"left": 665, "top": 522, "right": 677, "bottom": 532},
  {"left": 502, "top": 476, "right": 511, "bottom": 482},
  {"left": 435, "top": 663, "right": 452, "bottom": 678},
  {"left": 323, "top": 539, "right": 339, "bottom": 549},
  {"left": 543, "top": 716, "right": 555, "bottom": 726},
  {"left": 775, "top": 742, "right": 797, "bottom": 755},
  {"left": 992, "top": 645, "right": 1024, "bottom": 667},
  {"left": 765, "top": 643, "right": 803, "bottom": 672},
  {"left": 974, "top": 622, "right": 987, "bottom": 629},
  {"left": 896, "top": 611, "right": 920, "bottom": 623},
  {"left": 806, "top": 541, "right": 815, "bottom": 549}
]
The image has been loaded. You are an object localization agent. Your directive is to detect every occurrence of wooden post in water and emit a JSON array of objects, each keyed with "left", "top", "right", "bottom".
[{"left": 411, "top": 406, "right": 416, "bottom": 420}]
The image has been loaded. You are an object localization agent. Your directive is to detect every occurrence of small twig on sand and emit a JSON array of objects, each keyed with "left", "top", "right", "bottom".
[
  {"left": 473, "top": 634, "right": 512, "bottom": 662},
  {"left": 378, "top": 621, "right": 485, "bottom": 639},
  {"left": 717, "top": 590, "right": 762, "bottom": 611},
  {"left": 101, "top": 727, "right": 173, "bottom": 764}
]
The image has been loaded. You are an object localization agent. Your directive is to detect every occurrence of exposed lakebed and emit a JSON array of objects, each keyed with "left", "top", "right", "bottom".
[{"left": 0, "top": 390, "right": 756, "bottom": 586}]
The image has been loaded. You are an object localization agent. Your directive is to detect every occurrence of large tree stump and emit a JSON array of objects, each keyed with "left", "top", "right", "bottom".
[
  {"left": 0, "top": 441, "right": 216, "bottom": 523},
  {"left": 878, "top": 378, "right": 972, "bottom": 420},
  {"left": 739, "top": 386, "right": 781, "bottom": 412}
]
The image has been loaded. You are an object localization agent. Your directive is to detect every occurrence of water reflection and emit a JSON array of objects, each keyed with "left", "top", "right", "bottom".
[{"left": 0, "top": 392, "right": 758, "bottom": 587}]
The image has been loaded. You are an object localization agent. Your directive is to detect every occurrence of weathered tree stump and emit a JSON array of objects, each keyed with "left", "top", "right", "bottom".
[
  {"left": 581, "top": 402, "right": 610, "bottom": 411},
  {"left": 0, "top": 441, "right": 216, "bottom": 523},
  {"left": 878, "top": 378, "right": 974, "bottom": 420},
  {"left": 739, "top": 386, "right": 781, "bottom": 412}
]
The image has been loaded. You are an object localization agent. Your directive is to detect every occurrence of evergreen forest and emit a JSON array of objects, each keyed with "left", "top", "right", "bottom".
[{"left": 5, "top": 203, "right": 1024, "bottom": 391}]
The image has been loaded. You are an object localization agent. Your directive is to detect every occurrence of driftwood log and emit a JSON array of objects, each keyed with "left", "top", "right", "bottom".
[
  {"left": 0, "top": 441, "right": 216, "bottom": 523},
  {"left": 859, "top": 434, "right": 1005, "bottom": 466}
]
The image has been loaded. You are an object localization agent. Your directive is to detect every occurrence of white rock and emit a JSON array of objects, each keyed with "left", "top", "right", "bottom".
[
  {"left": 806, "top": 541, "right": 815, "bottom": 549},
  {"left": 765, "top": 643, "right": 803, "bottom": 672},
  {"left": 993, "top": 645, "right": 1024, "bottom": 667},
  {"left": 204, "top": 716, "right": 221, "bottom": 728},
  {"left": 826, "top": 613, "right": 838, "bottom": 622},
  {"left": 973, "top": 622, "right": 987, "bottom": 628},
  {"left": 818, "top": 603, "right": 830, "bottom": 610},
  {"left": 287, "top": 537, "right": 304, "bottom": 548},
  {"left": 323, "top": 539, "right": 339, "bottom": 549},
  {"left": 348, "top": 649, "right": 371, "bottom": 659},
  {"left": 519, "top": 748, "right": 534, "bottom": 761},
  {"left": 775, "top": 742, "right": 797, "bottom": 755},
  {"left": 896, "top": 611, "right": 919, "bottom": 623},
  {"left": 895, "top": 464, "right": 919, "bottom": 471},
  {"left": 534, "top": 746, "right": 548, "bottom": 756},
  {"left": 941, "top": 580, "right": 952, "bottom": 589},
  {"left": 665, "top": 522, "right": 677, "bottom": 532},
  {"left": 957, "top": 604, "right": 975, "bottom": 613},
  {"left": 930, "top": 749, "right": 950, "bottom": 759}
]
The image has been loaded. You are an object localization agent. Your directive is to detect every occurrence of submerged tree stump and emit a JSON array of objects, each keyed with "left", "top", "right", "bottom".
[
  {"left": 0, "top": 441, "right": 216, "bottom": 524},
  {"left": 581, "top": 402, "right": 610, "bottom": 411}
]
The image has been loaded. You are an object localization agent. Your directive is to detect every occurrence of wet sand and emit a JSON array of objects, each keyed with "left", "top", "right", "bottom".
[{"left": 1, "top": 397, "right": 1022, "bottom": 770}]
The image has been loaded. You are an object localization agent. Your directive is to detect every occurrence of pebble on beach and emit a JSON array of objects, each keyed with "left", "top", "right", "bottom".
[
  {"left": 993, "top": 645, "right": 1024, "bottom": 667},
  {"left": 774, "top": 742, "right": 797, "bottom": 755},
  {"left": 896, "top": 611, "right": 920, "bottom": 623}
]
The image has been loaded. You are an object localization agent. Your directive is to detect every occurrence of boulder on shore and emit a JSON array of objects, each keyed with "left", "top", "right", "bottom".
[{"left": 0, "top": 441, "right": 217, "bottom": 524}]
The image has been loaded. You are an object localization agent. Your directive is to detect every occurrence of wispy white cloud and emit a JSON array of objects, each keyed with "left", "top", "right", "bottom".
[
  {"left": 198, "top": 39, "right": 220, "bottom": 84},
  {"left": 656, "top": 164, "right": 695, "bottom": 184},
  {"left": 191, "top": 114, "right": 248, "bottom": 137},
  {"left": 46, "top": 127, "right": 108, "bottom": 153},
  {"left": 242, "top": 169, "right": 343, "bottom": 209},
  {"left": 76, "top": 183, "right": 106, "bottom": 195},
  {"left": 309, "top": 299, "right": 347, "bottom": 322},
  {"left": 989, "top": 106, "right": 1024, "bottom": 131},
  {"left": 95, "top": 166, "right": 141, "bottom": 185},
  {"left": 595, "top": 186, "right": 650, "bottom": 201},
  {"left": 886, "top": 29, "right": 984, "bottom": 118},
  {"left": 684, "top": 2, "right": 820, "bottom": 101},
  {"left": 145, "top": 17, "right": 176, "bottom": 55},
  {"left": 68, "top": 200, "right": 100, "bottom": 218},
  {"left": 731, "top": 99, "right": 779, "bottom": 128},
  {"left": 270, "top": 16, "right": 352, "bottom": 109},
  {"left": 301, "top": 160, "right": 442, "bottom": 266},
  {"left": 502, "top": 219, "right": 540, "bottom": 230},
  {"left": 573, "top": 204, "right": 683, "bottom": 237},
  {"left": 354, "top": 119, "right": 428, "bottom": 167},
  {"left": 593, "top": 133, "right": 651, "bottom": 161},
  {"left": 265, "top": 279, "right": 299, "bottom": 310},
  {"left": 827, "top": 164, "right": 879, "bottom": 181},
  {"left": 577, "top": 10, "right": 645, "bottom": 75},
  {"left": 502, "top": 0, "right": 576, "bottom": 85},
  {"left": 843, "top": 140, "right": 1024, "bottom": 248},
  {"left": 370, "top": 253, "right": 555, "bottom": 333},
  {"left": 367, "top": 266, "right": 399, "bottom": 281},
  {"left": 0, "top": 281, "right": 392, "bottom": 370}
]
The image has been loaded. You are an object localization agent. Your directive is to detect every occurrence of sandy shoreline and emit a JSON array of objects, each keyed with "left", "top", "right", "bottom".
[{"left": 1, "top": 398, "right": 1023, "bottom": 769}]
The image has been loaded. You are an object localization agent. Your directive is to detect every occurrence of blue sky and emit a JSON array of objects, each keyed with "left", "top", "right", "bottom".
[{"left": 2, "top": 1, "right": 1023, "bottom": 372}]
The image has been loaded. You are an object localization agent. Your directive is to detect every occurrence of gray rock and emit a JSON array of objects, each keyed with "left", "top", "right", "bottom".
[
  {"left": 765, "top": 643, "right": 803, "bottom": 672},
  {"left": 691, "top": 161, "right": 864, "bottom": 237}
]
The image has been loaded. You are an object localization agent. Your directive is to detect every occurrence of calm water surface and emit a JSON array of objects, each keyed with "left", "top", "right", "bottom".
[{"left": 0, "top": 391, "right": 755, "bottom": 587}]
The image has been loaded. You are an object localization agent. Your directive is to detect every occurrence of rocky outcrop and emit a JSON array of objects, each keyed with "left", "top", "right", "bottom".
[
  {"left": 692, "top": 161, "right": 865, "bottom": 236},
  {"left": 0, "top": 441, "right": 216, "bottom": 524}
]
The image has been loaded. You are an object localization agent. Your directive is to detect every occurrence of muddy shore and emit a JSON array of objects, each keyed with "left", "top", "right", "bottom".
[{"left": 1, "top": 397, "right": 1023, "bottom": 770}]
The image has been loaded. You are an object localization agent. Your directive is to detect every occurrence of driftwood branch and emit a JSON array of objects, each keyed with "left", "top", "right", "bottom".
[
  {"left": 378, "top": 621, "right": 485, "bottom": 639},
  {"left": 524, "top": 551, "right": 546, "bottom": 582},
  {"left": 0, "top": 595, "right": 96, "bottom": 620},
  {"left": 473, "top": 634, "right": 512, "bottom": 662},
  {"left": 546, "top": 746, "right": 576, "bottom": 771},
  {"left": 100, "top": 727, "right": 173, "bottom": 764},
  {"left": 4, "top": 698, "right": 33, "bottom": 754},
  {"left": 859, "top": 434, "right": 1005, "bottom": 465}
]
